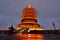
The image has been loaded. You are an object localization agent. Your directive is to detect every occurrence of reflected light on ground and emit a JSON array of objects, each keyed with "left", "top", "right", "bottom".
[{"left": 16, "top": 34, "right": 44, "bottom": 40}]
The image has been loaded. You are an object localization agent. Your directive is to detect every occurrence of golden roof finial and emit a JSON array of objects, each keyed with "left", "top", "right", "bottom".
[{"left": 28, "top": 3, "right": 31, "bottom": 8}]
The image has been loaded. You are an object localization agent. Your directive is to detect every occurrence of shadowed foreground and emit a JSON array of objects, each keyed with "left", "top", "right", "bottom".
[{"left": 0, "top": 34, "right": 60, "bottom": 40}]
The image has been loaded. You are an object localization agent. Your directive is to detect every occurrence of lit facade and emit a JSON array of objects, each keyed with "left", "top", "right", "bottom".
[{"left": 18, "top": 4, "right": 41, "bottom": 29}]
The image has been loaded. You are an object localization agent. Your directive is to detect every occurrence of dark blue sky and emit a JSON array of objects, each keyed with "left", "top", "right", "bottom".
[{"left": 0, "top": 0, "right": 60, "bottom": 30}]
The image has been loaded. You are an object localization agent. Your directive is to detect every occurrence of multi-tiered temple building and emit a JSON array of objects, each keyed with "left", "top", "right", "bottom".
[
  {"left": 16, "top": 4, "right": 42, "bottom": 32},
  {"left": 18, "top": 4, "right": 40, "bottom": 28}
]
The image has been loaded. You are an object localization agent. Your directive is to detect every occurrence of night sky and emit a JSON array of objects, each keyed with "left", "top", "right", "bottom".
[{"left": 0, "top": 0, "right": 60, "bottom": 30}]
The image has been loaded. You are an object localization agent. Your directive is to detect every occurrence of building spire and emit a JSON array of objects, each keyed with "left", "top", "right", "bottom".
[{"left": 28, "top": 3, "right": 31, "bottom": 8}]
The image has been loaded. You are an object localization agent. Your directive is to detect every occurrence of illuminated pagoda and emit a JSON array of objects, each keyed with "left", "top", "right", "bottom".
[{"left": 17, "top": 4, "right": 42, "bottom": 32}]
